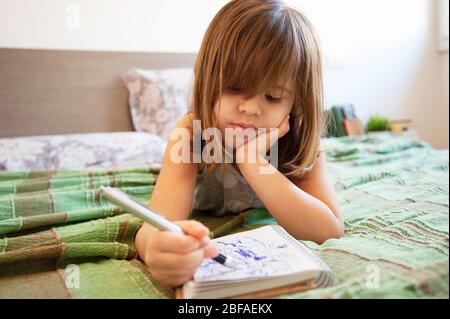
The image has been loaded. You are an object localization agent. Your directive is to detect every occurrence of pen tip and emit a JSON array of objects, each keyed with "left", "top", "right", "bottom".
[{"left": 225, "top": 255, "right": 238, "bottom": 269}]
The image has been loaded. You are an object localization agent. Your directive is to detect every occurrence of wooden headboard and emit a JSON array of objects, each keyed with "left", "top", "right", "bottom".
[{"left": 0, "top": 48, "right": 197, "bottom": 138}]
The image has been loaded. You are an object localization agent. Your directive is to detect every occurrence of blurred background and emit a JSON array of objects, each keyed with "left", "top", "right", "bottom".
[{"left": 0, "top": 0, "right": 448, "bottom": 148}]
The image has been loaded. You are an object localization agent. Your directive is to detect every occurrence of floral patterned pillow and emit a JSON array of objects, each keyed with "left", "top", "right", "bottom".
[{"left": 121, "top": 68, "right": 194, "bottom": 140}]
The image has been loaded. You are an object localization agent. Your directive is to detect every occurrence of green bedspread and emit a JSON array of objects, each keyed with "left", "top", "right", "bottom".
[{"left": 0, "top": 135, "right": 448, "bottom": 298}]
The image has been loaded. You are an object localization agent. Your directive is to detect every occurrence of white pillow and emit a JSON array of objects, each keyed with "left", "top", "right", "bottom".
[{"left": 121, "top": 68, "right": 194, "bottom": 140}]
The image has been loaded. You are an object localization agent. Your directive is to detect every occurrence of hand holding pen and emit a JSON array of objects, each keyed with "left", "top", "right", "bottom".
[{"left": 101, "top": 187, "right": 237, "bottom": 284}]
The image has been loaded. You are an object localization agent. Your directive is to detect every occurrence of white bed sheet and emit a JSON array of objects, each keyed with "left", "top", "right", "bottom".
[{"left": 0, "top": 132, "right": 166, "bottom": 171}]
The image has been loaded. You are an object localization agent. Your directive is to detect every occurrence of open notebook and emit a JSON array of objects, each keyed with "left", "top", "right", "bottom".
[{"left": 177, "top": 225, "right": 335, "bottom": 299}]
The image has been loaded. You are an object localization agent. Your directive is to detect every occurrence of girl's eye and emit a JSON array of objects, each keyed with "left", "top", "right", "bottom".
[
  {"left": 227, "top": 86, "right": 282, "bottom": 103},
  {"left": 227, "top": 86, "right": 242, "bottom": 94},
  {"left": 265, "top": 94, "right": 282, "bottom": 103}
]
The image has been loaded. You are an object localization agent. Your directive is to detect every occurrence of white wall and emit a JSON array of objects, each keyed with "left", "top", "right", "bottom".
[
  {"left": 286, "top": 0, "right": 448, "bottom": 149},
  {"left": 0, "top": 0, "right": 448, "bottom": 148},
  {"left": 0, "top": 0, "right": 228, "bottom": 53}
]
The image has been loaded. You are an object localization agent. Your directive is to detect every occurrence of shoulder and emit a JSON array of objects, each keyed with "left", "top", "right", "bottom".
[
  {"left": 174, "top": 112, "right": 196, "bottom": 130},
  {"left": 291, "top": 141, "right": 326, "bottom": 181},
  {"left": 168, "top": 112, "right": 198, "bottom": 143},
  {"left": 162, "top": 112, "right": 200, "bottom": 175}
]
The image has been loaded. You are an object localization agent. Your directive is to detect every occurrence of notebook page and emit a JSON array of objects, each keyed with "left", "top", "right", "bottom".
[{"left": 194, "top": 225, "right": 319, "bottom": 282}]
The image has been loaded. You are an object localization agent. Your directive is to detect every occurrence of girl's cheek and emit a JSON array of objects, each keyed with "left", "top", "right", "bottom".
[
  {"left": 213, "top": 102, "right": 223, "bottom": 122},
  {"left": 265, "top": 112, "right": 286, "bottom": 129}
]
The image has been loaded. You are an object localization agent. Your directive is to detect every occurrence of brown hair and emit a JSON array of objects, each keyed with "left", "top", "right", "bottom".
[{"left": 189, "top": 0, "right": 325, "bottom": 179}]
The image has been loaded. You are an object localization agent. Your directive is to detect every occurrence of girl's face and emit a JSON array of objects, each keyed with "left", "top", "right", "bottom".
[{"left": 213, "top": 80, "right": 294, "bottom": 149}]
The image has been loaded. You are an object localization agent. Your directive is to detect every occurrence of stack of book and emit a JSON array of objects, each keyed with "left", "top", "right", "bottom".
[{"left": 325, "top": 104, "right": 365, "bottom": 137}]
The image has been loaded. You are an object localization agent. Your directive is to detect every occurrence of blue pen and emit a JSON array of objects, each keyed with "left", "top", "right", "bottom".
[{"left": 99, "top": 186, "right": 236, "bottom": 268}]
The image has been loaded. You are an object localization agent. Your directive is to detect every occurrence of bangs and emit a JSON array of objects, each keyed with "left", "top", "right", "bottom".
[
  {"left": 220, "top": 6, "right": 301, "bottom": 97},
  {"left": 192, "top": 0, "right": 324, "bottom": 177}
]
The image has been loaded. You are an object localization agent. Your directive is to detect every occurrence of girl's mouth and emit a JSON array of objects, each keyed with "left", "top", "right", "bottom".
[{"left": 230, "top": 122, "right": 257, "bottom": 130}]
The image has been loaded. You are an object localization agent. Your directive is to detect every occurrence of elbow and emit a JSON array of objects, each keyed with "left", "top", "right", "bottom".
[
  {"left": 313, "top": 204, "right": 345, "bottom": 244},
  {"left": 333, "top": 217, "right": 345, "bottom": 238},
  {"left": 328, "top": 218, "right": 345, "bottom": 240},
  {"left": 316, "top": 221, "right": 345, "bottom": 245},
  {"left": 322, "top": 208, "right": 345, "bottom": 243},
  {"left": 333, "top": 223, "right": 345, "bottom": 239},
  {"left": 291, "top": 223, "right": 344, "bottom": 245}
]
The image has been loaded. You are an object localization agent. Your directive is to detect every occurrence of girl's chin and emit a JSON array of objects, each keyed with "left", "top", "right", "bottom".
[{"left": 219, "top": 126, "right": 258, "bottom": 150}]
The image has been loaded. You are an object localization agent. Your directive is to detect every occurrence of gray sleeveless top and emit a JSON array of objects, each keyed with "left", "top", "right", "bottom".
[
  {"left": 190, "top": 142, "right": 322, "bottom": 217},
  {"left": 192, "top": 163, "right": 265, "bottom": 216}
]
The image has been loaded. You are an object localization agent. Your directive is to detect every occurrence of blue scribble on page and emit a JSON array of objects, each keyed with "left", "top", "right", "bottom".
[{"left": 193, "top": 227, "right": 310, "bottom": 282}]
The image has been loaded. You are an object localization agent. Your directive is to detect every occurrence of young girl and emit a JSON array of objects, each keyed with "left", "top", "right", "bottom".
[{"left": 135, "top": 0, "right": 344, "bottom": 288}]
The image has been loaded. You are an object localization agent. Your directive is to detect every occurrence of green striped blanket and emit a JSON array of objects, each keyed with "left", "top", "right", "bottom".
[{"left": 0, "top": 135, "right": 448, "bottom": 298}]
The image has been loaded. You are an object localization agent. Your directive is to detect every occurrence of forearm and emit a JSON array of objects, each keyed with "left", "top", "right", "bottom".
[{"left": 237, "top": 155, "right": 343, "bottom": 243}]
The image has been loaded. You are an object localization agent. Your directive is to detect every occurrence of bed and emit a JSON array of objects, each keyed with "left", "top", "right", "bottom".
[{"left": 0, "top": 48, "right": 448, "bottom": 299}]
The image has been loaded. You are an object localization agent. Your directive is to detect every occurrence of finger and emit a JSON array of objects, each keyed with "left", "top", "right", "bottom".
[
  {"left": 279, "top": 115, "right": 290, "bottom": 138},
  {"left": 280, "top": 114, "right": 290, "bottom": 128},
  {"left": 268, "top": 115, "right": 289, "bottom": 139},
  {"left": 148, "top": 242, "right": 218, "bottom": 272},
  {"left": 234, "top": 128, "right": 257, "bottom": 150},
  {"left": 175, "top": 220, "right": 210, "bottom": 240},
  {"left": 150, "top": 230, "right": 202, "bottom": 254},
  {"left": 267, "top": 126, "right": 281, "bottom": 142},
  {"left": 203, "top": 242, "right": 219, "bottom": 259},
  {"left": 149, "top": 247, "right": 206, "bottom": 271},
  {"left": 151, "top": 261, "right": 200, "bottom": 278},
  {"left": 154, "top": 244, "right": 218, "bottom": 278},
  {"left": 169, "top": 274, "right": 195, "bottom": 287}
]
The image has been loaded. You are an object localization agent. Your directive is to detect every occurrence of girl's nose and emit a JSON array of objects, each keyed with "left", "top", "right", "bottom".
[{"left": 238, "top": 96, "right": 262, "bottom": 116}]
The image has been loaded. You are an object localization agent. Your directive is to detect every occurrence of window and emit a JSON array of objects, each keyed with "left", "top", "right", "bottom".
[{"left": 438, "top": 0, "right": 449, "bottom": 52}]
